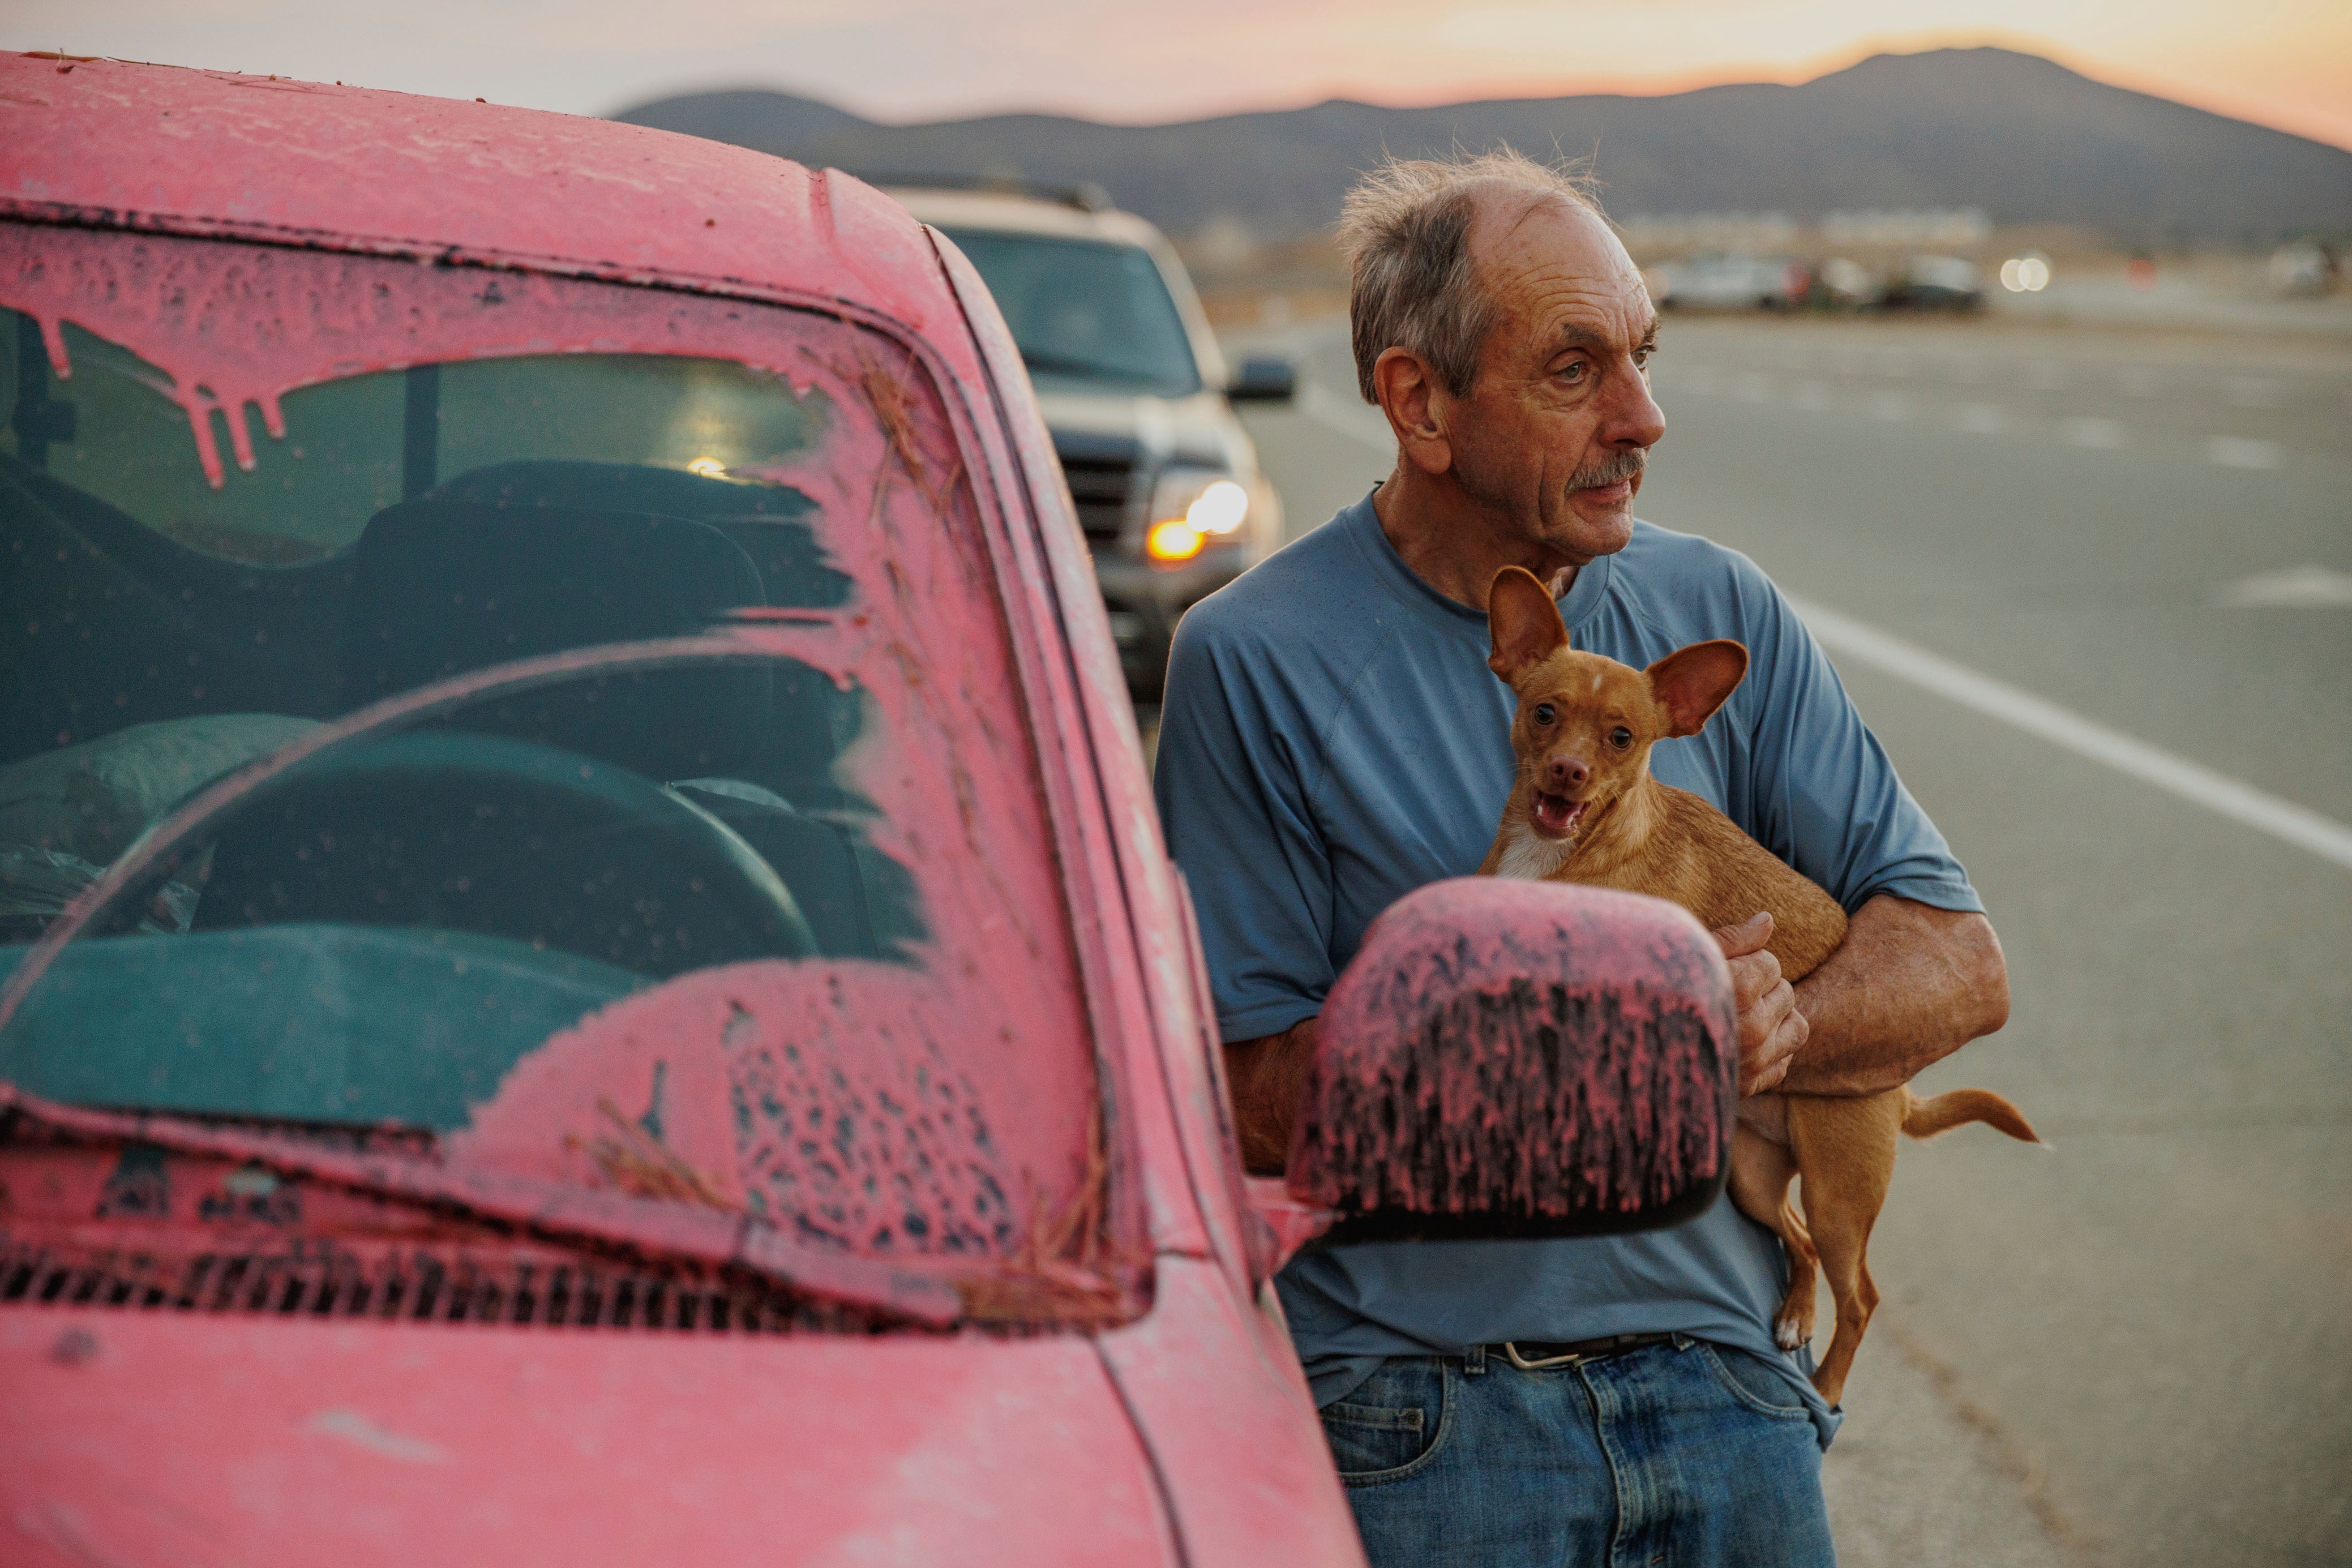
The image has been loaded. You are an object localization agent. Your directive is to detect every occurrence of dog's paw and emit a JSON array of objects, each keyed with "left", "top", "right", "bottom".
[{"left": 1774, "top": 1316, "right": 1811, "bottom": 1351}]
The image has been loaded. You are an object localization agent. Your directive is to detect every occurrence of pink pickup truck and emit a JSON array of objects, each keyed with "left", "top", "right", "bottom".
[{"left": 0, "top": 53, "right": 1736, "bottom": 1567}]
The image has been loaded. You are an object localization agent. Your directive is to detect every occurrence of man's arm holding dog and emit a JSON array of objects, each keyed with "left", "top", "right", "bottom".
[
  {"left": 1777, "top": 894, "right": 2009, "bottom": 1094},
  {"left": 1714, "top": 897, "right": 2007, "bottom": 1109},
  {"left": 1714, "top": 568, "right": 2013, "bottom": 1104}
]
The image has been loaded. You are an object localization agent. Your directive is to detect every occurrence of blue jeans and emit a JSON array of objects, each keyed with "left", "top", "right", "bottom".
[{"left": 1319, "top": 1337, "right": 1836, "bottom": 1568}]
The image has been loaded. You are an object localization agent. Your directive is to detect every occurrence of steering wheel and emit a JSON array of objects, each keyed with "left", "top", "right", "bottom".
[{"left": 182, "top": 728, "right": 817, "bottom": 976}]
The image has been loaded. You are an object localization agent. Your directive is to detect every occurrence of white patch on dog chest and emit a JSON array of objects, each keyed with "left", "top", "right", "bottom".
[{"left": 1494, "top": 824, "right": 1572, "bottom": 881}]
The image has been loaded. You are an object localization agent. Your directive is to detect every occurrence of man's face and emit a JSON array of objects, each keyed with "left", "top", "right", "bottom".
[{"left": 1444, "top": 201, "right": 1664, "bottom": 566}]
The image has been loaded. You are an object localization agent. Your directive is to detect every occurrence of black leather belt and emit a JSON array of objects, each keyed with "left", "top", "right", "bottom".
[{"left": 1489, "top": 1332, "right": 1679, "bottom": 1369}]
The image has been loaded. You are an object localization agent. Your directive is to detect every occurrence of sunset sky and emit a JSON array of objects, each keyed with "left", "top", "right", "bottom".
[{"left": 12, "top": 0, "right": 2351, "bottom": 151}]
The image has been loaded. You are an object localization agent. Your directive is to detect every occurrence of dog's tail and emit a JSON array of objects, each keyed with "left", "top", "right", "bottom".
[{"left": 1902, "top": 1088, "right": 2045, "bottom": 1146}]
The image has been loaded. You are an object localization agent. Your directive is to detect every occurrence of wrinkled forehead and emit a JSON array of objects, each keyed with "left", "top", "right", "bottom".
[{"left": 1470, "top": 197, "right": 1653, "bottom": 358}]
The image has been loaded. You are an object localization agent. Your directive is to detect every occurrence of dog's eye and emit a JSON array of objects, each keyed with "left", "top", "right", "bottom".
[
  {"left": 1608, "top": 727, "right": 1634, "bottom": 750},
  {"left": 1533, "top": 704, "right": 1556, "bottom": 725}
]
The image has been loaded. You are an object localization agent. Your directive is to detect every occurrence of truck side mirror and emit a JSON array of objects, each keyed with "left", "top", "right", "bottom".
[
  {"left": 1247, "top": 878, "right": 1736, "bottom": 1269},
  {"left": 1225, "top": 356, "right": 1295, "bottom": 404}
]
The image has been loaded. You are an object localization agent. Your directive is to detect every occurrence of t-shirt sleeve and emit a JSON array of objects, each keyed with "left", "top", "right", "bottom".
[
  {"left": 1730, "top": 563, "right": 1984, "bottom": 916},
  {"left": 1153, "top": 612, "right": 1338, "bottom": 1043}
]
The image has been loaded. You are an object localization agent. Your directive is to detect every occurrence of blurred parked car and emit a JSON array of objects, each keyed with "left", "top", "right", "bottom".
[
  {"left": 2268, "top": 240, "right": 2338, "bottom": 297},
  {"left": 0, "top": 53, "right": 1732, "bottom": 1568},
  {"left": 1808, "top": 256, "right": 1878, "bottom": 308},
  {"left": 885, "top": 180, "right": 1290, "bottom": 703},
  {"left": 1650, "top": 252, "right": 1808, "bottom": 311},
  {"left": 1876, "top": 254, "right": 1987, "bottom": 312}
]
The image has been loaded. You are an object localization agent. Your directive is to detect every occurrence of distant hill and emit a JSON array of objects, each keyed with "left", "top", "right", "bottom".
[
  {"left": 613, "top": 88, "right": 866, "bottom": 152},
  {"left": 613, "top": 48, "right": 2352, "bottom": 246}
]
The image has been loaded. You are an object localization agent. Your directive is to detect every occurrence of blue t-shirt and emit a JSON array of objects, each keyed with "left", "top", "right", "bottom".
[{"left": 1153, "top": 492, "right": 1983, "bottom": 1448}]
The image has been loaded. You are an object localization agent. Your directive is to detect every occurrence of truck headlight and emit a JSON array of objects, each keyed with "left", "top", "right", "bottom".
[{"left": 1144, "top": 469, "right": 1251, "bottom": 566}]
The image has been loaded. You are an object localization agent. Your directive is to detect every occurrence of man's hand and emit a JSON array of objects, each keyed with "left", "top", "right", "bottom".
[
  {"left": 1711, "top": 912, "right": 1808, "bottom": 1097},
  {"left": 1223, "top": 1017, "right": 1319, "bottom": 1176}
]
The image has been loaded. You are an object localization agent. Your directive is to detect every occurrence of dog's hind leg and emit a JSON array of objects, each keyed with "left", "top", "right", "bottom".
[
  {"left": 1731, "top": 1129, "right": 1815, "bottom": 1351},
  {"left": 1774, "top": 1196, "right": 1819, "bottom": 1351},
  {"left": 1789, "top": 1093, "right": 1903, "bottom": 1409}
]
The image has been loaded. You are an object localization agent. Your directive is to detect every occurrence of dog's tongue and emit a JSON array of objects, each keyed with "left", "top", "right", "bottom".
[{"left": 1533, "top": 793, "right": 1585, "bottom": 835}]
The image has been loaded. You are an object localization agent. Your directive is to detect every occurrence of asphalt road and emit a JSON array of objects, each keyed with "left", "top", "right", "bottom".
[{"left": 1224, "top": 313, "right": 2352, "bottom": 1568}]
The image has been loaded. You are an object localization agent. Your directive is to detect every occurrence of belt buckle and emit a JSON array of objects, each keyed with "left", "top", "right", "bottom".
[{"left": 1502, "top": 1341, "right": 1585, "bottom": 1370}]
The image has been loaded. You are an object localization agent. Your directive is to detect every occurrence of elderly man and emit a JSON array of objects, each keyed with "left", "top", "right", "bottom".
[{"left": 1152, "top": 150, "right": 2010, "bottom": 1566}]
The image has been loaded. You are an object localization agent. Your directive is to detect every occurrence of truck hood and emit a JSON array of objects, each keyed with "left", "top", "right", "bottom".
[
  {"left": 1, "top": 1307, "right": 1176, "bottom": 1568},
  {"left": 1032, "top": 386, "right": 1256, "bottom": 476}
]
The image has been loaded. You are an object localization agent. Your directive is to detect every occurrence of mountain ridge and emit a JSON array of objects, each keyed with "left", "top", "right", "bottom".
[{"left": 613, "top": 48, "right": 2352, "bottom": 244}]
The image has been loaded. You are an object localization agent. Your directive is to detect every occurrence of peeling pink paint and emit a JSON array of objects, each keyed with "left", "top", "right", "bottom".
[
  {"left": 457, "top": 961, "right": 1027, "bottom": 1260},
  {"left": 1288, "top": 878, "right": 1737, "bottom": 1235}
]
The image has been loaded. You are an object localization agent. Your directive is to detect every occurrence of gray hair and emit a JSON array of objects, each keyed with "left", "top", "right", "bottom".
[{"left": 1337, "top": 147, "right": 1603, "bottom": 403}]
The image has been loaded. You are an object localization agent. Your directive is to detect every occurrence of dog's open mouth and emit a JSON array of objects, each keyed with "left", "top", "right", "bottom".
[{"left": 1530, "top": 792, "right": 1589, "bottom": 840}]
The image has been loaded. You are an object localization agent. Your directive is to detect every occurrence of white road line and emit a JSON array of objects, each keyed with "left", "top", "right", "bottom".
[
  {"left": 2217, "top": 565, "right": 2352, "bottom": 608},
  {"left": 1786, "top": 595, "right": 2352, "bottom": 871}
]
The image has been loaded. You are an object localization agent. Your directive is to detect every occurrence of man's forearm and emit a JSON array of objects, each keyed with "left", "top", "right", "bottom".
[
  {"left": 1782, "top": 894, "right": 2010, "bottom": 1095},
  {"left": 1224, "top": 1016, "right": 1318, "bottom": 1175}
]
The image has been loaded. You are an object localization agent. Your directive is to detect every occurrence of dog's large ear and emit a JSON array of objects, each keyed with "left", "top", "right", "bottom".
[
  {"left": 1646, "top": 641, "right": 1748, "bottom": 737},
  {"left": 1487, "top": 566, "right": 1569, "bottom": 682}
]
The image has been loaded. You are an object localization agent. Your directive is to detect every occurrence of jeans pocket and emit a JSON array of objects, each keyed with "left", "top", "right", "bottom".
[
  {"left": 1317, "top": 1360, "right": 1450, "bottom": 1484},
  {"left": 1698, "top": 1343, "right": 1812, "bottom": 1422}
]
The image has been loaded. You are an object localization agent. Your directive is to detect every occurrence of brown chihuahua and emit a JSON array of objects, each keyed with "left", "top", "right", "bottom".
[{"left": 1478, "top": 565, "right": 2038, "bottom": 1407}]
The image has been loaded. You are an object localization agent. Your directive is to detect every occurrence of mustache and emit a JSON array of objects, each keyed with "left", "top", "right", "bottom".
[{"left": 1568, "top": 448, "right": 1647, "bottom": 490}]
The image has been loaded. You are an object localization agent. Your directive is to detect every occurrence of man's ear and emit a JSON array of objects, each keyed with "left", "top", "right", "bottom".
[
  {"left": 1372, "top": 347, "right": 1452, "bottom": 476},
  {"left": 1646, "top": 640, "right": 1748, "bottom": 737},
  {"left": 1487, "top": 566, "right": 1569, "bottom": 682}
]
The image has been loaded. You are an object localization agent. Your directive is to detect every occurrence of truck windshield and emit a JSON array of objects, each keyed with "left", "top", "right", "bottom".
[
  {"left": 939, "top": 229, "right": 1202, "bottom": 397},
  {"left": 0, "top": 225, "right": 1112, "bottom": 1324}
]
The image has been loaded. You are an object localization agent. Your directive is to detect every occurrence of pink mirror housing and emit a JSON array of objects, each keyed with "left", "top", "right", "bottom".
[{"left": 1285, "top": 878, "right": 1738, "bottom": 1248}]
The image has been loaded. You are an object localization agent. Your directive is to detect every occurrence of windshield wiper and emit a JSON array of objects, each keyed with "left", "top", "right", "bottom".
[{"left": 0, "top": 1084, "right": 961, "bottom": 1328}]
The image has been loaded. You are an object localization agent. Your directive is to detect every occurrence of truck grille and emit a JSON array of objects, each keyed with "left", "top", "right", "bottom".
[{"left": 1058, "top": 454, "right": 1132, "bottom": 548}]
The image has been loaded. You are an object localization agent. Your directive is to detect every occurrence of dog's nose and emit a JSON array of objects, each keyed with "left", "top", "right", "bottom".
[{"left": 1547, "top": 756, "right": 1589, "bottom": 791}]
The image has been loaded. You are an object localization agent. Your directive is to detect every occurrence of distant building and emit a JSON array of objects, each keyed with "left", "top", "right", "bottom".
[
  {"left": 1618, "top": 213, "right": 1800, "bottom": 254},
  {"left": 1820, "top": 209, "right": 1992, "bottom": 247}
]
